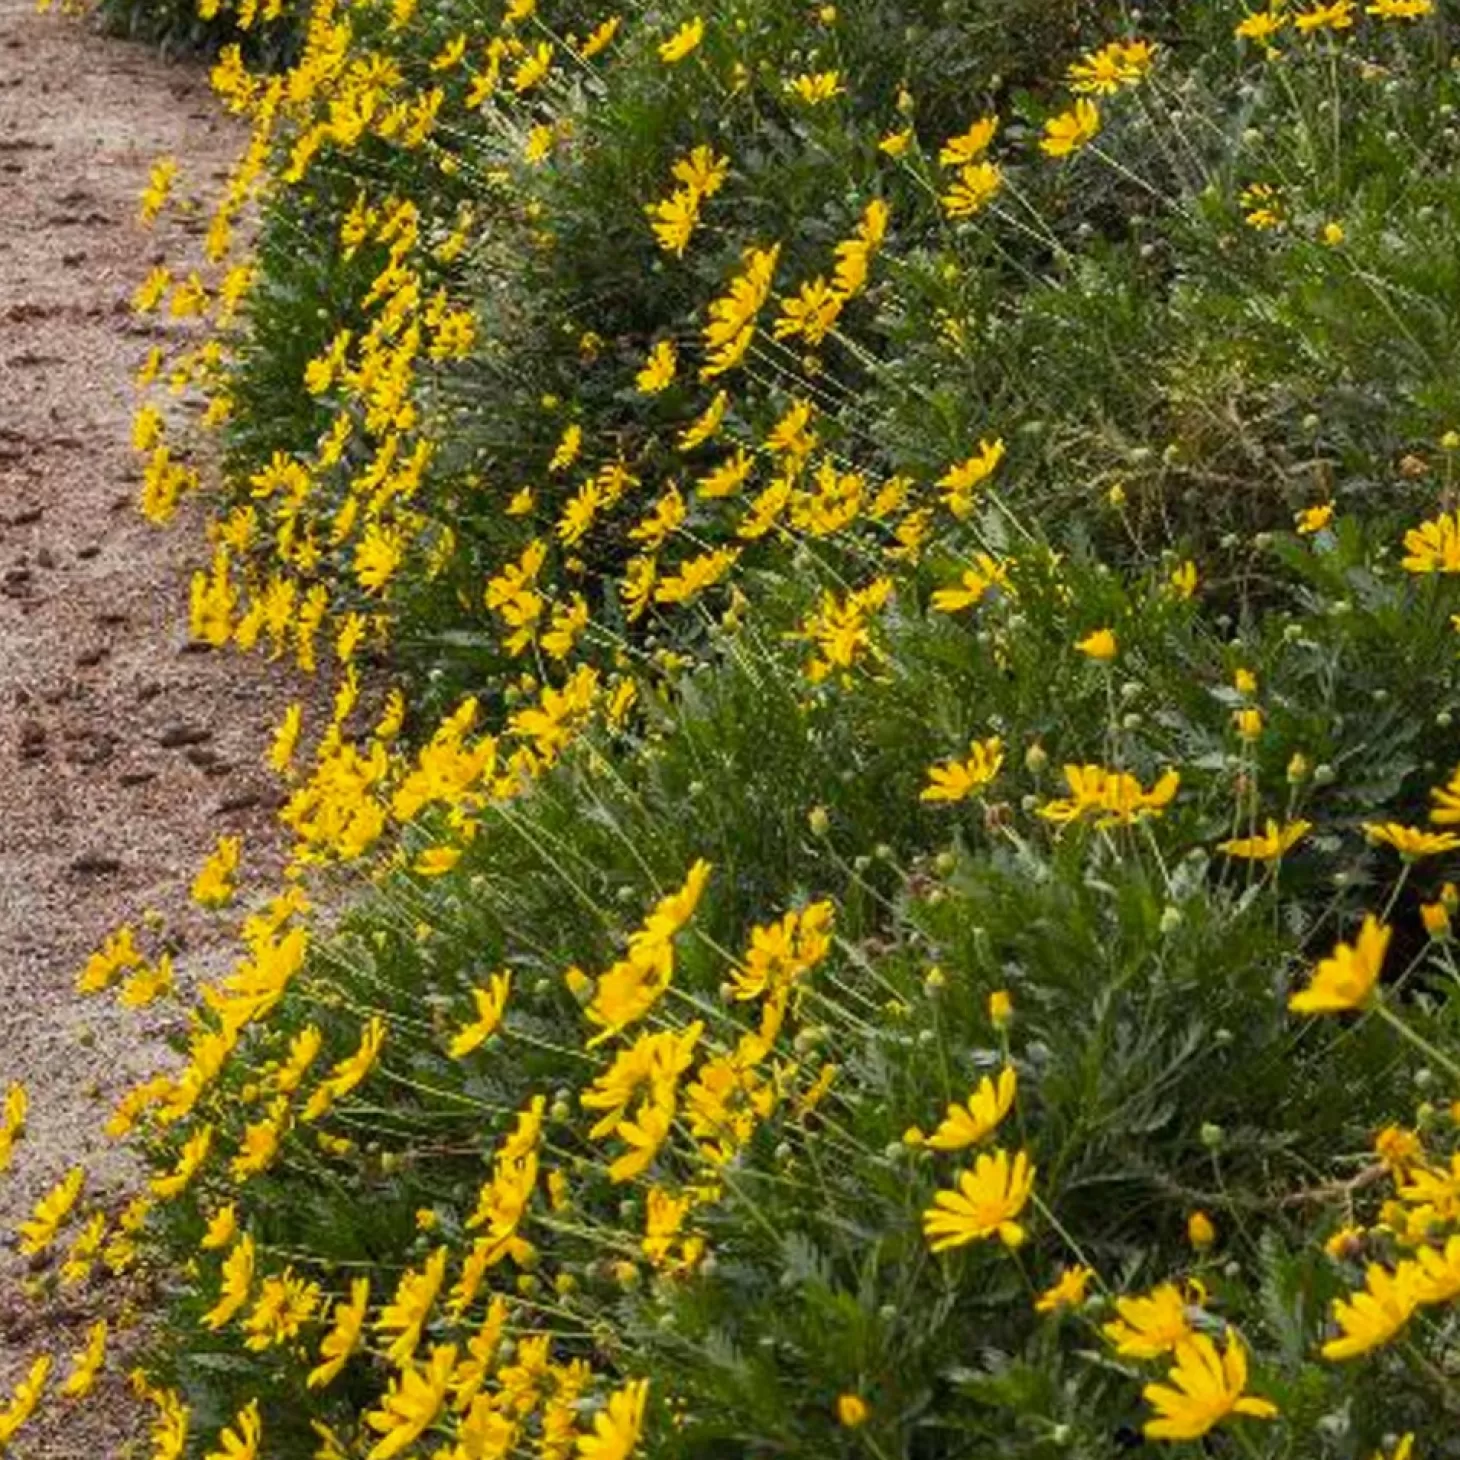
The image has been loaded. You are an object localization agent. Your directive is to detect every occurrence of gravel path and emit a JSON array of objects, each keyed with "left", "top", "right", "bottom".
[{"left": 0, "top": 2, "right": 291, "bottom": 1445}]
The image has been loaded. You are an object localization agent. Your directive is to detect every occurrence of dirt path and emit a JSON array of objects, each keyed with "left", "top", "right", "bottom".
[{"left": 0, "top": 0, "right": 289, "bottom": 1445}]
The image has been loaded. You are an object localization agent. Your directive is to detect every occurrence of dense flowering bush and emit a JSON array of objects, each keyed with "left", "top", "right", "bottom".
[{"left": 7, "top": 0, "right": 1460, "bottom": 1457}]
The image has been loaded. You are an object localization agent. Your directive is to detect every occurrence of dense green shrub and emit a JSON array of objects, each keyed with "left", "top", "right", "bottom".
[{"left": 8, "top": 1, "right": 1460, "bottom": 1457}]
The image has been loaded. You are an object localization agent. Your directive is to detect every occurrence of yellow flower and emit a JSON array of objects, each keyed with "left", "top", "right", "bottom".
[
  {"left": 789, "top": 70, "right": 842, "bottom": 104},
  {"left": 302, "top": 1017, "right": 387, "bottom": 1121},
  {"left": 1169, "top": 560, "right": 1198, "bottom": 599},
  {"left": 1075, "top": 627, "right": 1117, "bottom": 661},
  {"left": 510, "top": 40, "right": 553, "bottom": 92},
  {"left": 376, "top": 1247, "right": 448, "bottom": 1367},
  {"left": 578, "top": 1377, "right": 648, "bottom": 1460},
  {"left": 920, "top": 737, "right": 1004, "bottom": 804},
  {"left": 835, "top": 1393, "right": 869, "bottom": 1428},
  {"left": 18, "top": 1165, "right": 84, "bottom": 1256},
  {"left": 658, "top": 16, "right": 703, "bottom": 63},
  {"left": 1373, "top": 1438, "right": 1416, "bottom": 1460},
  {"left": 1142, "top": 1329, "right": 1278, "bottom": 1441},
  {"left": 1431, "top": 765, "right": 1460, "bottom": 824},
  {"left": 646, "top": 187, "right": 701, "bottom": 255},
  {"left": 363, "top": 1343, "right": 457, "bottom": 1460},
  {"left": 1039, "top": 98, "right": 1100, "bottom": 158},
  {"left": 1367, "top": 0, "right": 1431, "bottom": 14},
  {"left": 151, "top": 1125, "right": 214, "bottom": 1200},
  {"left": 1324, "top": 1225, "right": 1366, "bottom": 1261},
  {"left": 1363, "top": 822, "right": 1460, "bottom": 859},
  {"left": 1217, "top": 818, "right": 1311, "bottom": 861},
  {"left": 1188, "top": 1210, "right": 1217, "bottom": 1251},
  {"left": 988, "top": 990, "right": 1012, "bottom": 1028},
  {"left": 1374, "top": 1125, "right": 1424, "bottom": 1174},
  {"left": 1068, "top": 39, "right": 1155, "bottom": 93},
  {"left": 60, "top": 1320, "right": 107, "bottom": 1399},
  {"left": 413, "top": 845, "right": 462, "bottom": 876},
  {"left": 929, "top": 553, "right": 1012, "bottom": 612},
  {"left": 636, "top": 340, "right": 678, "bottom": 394},
  {"left": 939, "top": 116, "right": 998, "bottom": 166},
  {"left": 308, "top": 1277, "right": 370, "bottom": 1389},
  {"left": 941, "top": 160, "right": 1003, "bottom": 219},
  {"left": 1402, "top": 510, "right": 1460, "bottom": 573},
  {"left": 878, "top": 127, "right": 913, "bottom": 156},
  {"left": 203, "top": 1235, "right": 256, "bottom": 1330},
  {"left": 935, "top": 438, "right": 1004, "bottom": 515},
  {"left": 1321, "top": 1262, "right": 1418, "bottom": 1359},
  {"left": 1103, "top": 1282, "right": 1196, "bottom": 1358},
  {"left": 1035, "top": 1264, "right": 1093, "bottom": 1313},
  {"left": 1233, "top": 706, "right": 1263, "bottom": 740},
  {"left": 1421, "top": 898, "right": 1452, "bottom": 938},
  {"left": 1297, "top": 502, "right": 1334, "bottom": 534},
  {"left": 231, "top": 1099, "right": 287, "bottom": 1181},
  {"left": 1294, "top": 0, "right": 1356, "bottom": 32},
  {"left": 200, "top": 1204, "right": 237, "bottom": 1251},
  {"left": 1236, "top": 10, "right": 1287, "bottom": 43},
  {"left": 0, "top": 1356, "right": 52, "bottom": 1448},
  {"left": 449, "top": 970, "right": 512, "bottom": 1058},
  {"left": 579, "top": 14, "right": 621, "bottom": 56},
  {"left": 1288, "top": 914, "right": 1391, "bottom": 1014},
  {"left": 907, "top": 1067, "right": 1017, "bottom": 1150},
  {"left": 1409, "top": 1234, "right": 1460, "bottom": 1305},
  {"left": 242, "top": 1270, "right": 321, "bottom": 1351},
  {"left": 922, "top": 1147, "right": 1035, "bottom": 1251},
  {"left": 205, "top": 1398, "right": 261, "bottom": 1460}
]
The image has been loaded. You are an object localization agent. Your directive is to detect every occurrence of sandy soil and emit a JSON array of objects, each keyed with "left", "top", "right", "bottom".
[{"left": 0, "top": 0, "right": 293, "bottom": 1447}]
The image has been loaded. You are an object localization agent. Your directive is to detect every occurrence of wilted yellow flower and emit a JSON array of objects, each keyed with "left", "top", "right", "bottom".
[{"left": 988, "top": 989, "right": 1012, "bottom": 1028}]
